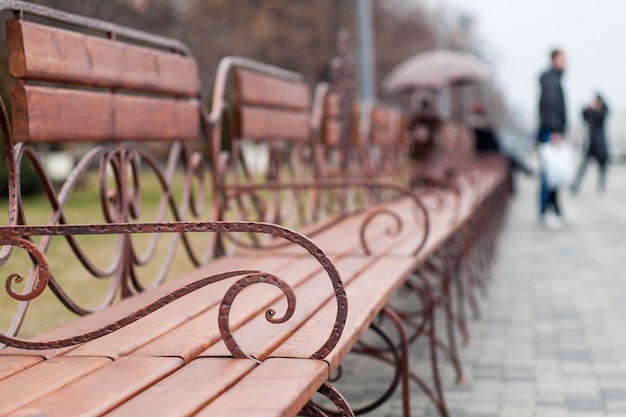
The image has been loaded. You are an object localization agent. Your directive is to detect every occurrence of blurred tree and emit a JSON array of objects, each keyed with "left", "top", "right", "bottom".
[
  {"left": 9, "top": 1, "right": 438, "bottom": 100},
  {"left": 373, "top": 1, "right": 437, "bottom": 98},
  {"left": 180, "top": 0, "right": 356, "bottom": 96}
]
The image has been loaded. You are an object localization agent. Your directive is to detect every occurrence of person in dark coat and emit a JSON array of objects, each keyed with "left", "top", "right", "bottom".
[
  {"left": 407, "top": 90, "right": 442, "bottom": 162},
  {"left": 537, "top": 48, "right": 568, "bottom": 227},
  {"left": 467, "top": 101, "right": 533, "bottom": 195},
  {"left": 571, "top": 94, "right": 609, "bottom": 193}
]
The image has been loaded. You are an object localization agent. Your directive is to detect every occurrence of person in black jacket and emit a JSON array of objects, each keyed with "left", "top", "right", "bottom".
[
  {"left": 571, "top": 94, "right": 609, "bottom": 194},
  {"left": 537, "top": 49, "right": 568, "bottom": 227}
]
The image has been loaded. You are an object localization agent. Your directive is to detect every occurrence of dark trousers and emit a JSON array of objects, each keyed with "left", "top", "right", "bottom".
[
  {"left": 540, "top": 176, "right": 561, "bottom": 216},
  {"left": 571, "top": 155, "right": 607, "bottom": 193}
]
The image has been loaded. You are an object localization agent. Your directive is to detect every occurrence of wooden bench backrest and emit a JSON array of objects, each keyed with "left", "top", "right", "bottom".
[
  {"left": 367, "top": 103, "right": 406, "bottom": 148},
  {"left": 350, "top": 101, "right": 408, "bottom": 176},
  {"left": 439, "top": 122, "right": 476, "bottom": 160},
  {"left": 7, "top": 19, "right": 200, "bottom": 143},
  {"left": 311, "top": 83, "right": 341, "bottom": 148},
  {"left": 225, "top": 61, "right": 311, "bottom": 144},
  {"left": 1, "top": 9, "right": 210, "bottom": 339}
]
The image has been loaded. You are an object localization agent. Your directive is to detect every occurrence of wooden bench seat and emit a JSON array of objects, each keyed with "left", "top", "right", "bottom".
[
  {"left": 0, "top": 184, "right": 463, "bottom": 416},
  {"left": 0, "top": 187, "right": 505, "bottom": 416}
]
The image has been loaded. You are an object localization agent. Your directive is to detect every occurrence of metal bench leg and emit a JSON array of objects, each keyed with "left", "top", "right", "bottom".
[{"left": 301, "top": 383, "right": 355, "bottom": 417}]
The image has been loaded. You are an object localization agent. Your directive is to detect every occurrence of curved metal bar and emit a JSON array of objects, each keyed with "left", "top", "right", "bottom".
[
  {"left": 1, "top": 235, "right": 50, "bottom": 302},
  {"left": 4, "top": 145, "right": 126, "bottom": 332},
  {"left": 359, "top": 208, "right": 402, "bottom": 256},
  {"left": 27, "top": 144, "right": 126, "bottom": 279},
  {"left": 0, "top": 95, "right": 17, "bottom": 265},
  {"left": 188, "top": 151, "right": 207, "bottom": 218},
  {"left": 218, "top": 272, "right": 296, "bottom": 358},
  {"left": 0, "top": 221, "right": 347, "bottom": 359},
  {"left": 312, "top": 309, "right": 408, "bottom": 416},
  {"left": 300, "top": 402, "right": 331, "bottom": 417},
  {"left": 380, "top": 307, "right": 410, "bottom": 417},
  {"left": 349, "top": 320, "right": 403, "bottom": 415},
  {"left": 125, "top": 143, "right": 217, "bottom": 269},
  {"left": 220, "top": 180, "right": 431, "bottom": 257},
  {"left": 0, "top": 1, "right": 191, "bottom": 55},
  {"left": 0, "top": 269, "right": 256, "bottom": 350},
  {"left": 311, "top": 383, "right": 355, "bottom": 417}
]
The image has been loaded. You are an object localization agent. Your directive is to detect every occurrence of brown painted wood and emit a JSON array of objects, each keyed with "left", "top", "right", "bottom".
[
  {"left": 106, "top": 358, "right": 256, "bottom": 417},
  {"left": 371, "top": 105, "right": 394, "bottom": 146},
  {"left": 232, "top": 68, "right": 310, "bottom": 110},
  {"left": 234, "top": 106, "right": 310, "bottom": 142},
  {"left": 0, "top": 356, "right": 42, "bottom": 381},
  {"left": 0, "top": 256, "right": 265, "bottom": 359},
  {"left": 323, "top": 119, "right": 341, "bottom": 147},
  {"left": 324, "top": 92, "right": 341, "bottom": 117},
  {"left": 0, "top": 357, "right": 110, "bottom": 415},
  {"left": 11, "top": 85, "right": 199, "bottom": 143},
  {"left": 132, "top": 256, "right": 321, "bottom": 361},
  {"left": 272, "top": 256, "right": 417, "bottom": 373},
  {"left": 65, "top": 256, "right": 295, "bottom": 359},
  {"left": 10, "top": 357, "right": 182, "bottom": 417},
  {"left": 6, "top": 20, "right": 199, "bottom": 97},
  {"left": 199, "top": 256, "right": 371, "bottom": 359},
  {"left": 194, "top": 358, "right": 328, "bottom": 417}
]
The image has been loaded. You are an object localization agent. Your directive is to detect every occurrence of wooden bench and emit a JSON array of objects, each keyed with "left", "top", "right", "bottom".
[
  {"left": 0, "top": 3, "right": 510, "bottom": 417},
  {"left": 208, "top": 55, "right": 510, "bottom": 417},
  {"left": 0, "top": 4, "right": 351, "bottom": 416}
]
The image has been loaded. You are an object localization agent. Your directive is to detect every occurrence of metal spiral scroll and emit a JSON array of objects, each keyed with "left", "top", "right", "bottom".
[
  {"left": 353, "top": 182, "right": 430, "bottom": 257},
  {"left": 359, "top": 209, "right": 402, "bottom": 256},
  {"left": 1, "top": 235, "right": 50, "bottom": 302},
  {"left": 220, "top": 181, "right": 431, "bottom": 257},
  {"left": 0, "top": 221, "right": 347, "bottom": 359},
  {"left": 218, "top": 272, "right": 296, "bottom": 358}
]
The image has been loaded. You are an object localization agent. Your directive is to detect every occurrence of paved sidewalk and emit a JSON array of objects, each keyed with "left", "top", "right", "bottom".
[{"left": 336, "top": 163, "right": 626, "bottom": 417}]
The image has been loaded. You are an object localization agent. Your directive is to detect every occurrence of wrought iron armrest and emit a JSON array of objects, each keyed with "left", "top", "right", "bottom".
[
  {"left": 0, "top": 221, "right": 347, "bottom": 360},
  {"left": 221, "top": 180, "right": 431, "bottom": 257}
]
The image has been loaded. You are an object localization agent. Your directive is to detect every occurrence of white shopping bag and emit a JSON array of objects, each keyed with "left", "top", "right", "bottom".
[{"left": 539, "top": 142, "right": 575, "bottom": 188}]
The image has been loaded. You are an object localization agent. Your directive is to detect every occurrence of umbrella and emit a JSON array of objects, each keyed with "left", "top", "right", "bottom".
[{"left": 382, "top": 49, "right": 491, "bottom": 94}]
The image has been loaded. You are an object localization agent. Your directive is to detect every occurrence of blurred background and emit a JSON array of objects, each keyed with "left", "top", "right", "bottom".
[{"left": 1, "top": 0, "right": 624, "bottom": 168}]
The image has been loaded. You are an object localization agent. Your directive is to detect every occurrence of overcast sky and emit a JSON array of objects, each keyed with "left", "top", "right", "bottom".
[{"left": 422, "top": 0, "right": 625, "bottom": 136}]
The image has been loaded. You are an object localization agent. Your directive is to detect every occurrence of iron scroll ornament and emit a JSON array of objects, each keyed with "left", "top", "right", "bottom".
[
  {"left": 220, "top": 180, "right": 431, "bottom": 257},
  {"left": 0, "top": 221, "right": 347, "bottom": 360}
]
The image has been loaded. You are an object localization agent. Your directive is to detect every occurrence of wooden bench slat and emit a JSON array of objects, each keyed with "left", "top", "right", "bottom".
[
  {"left": 193, "top": 358, "right": 328, "bottom": 417},
  {"left": 0, "top": 357, "right": 110, "bottom": 415},
  {"left": 0, "top": 256, "right": 271, "bottom": 359},
  {"left": 105, "top": 358, "right": 256, "bottom": 417},
  {"left": 65, "top": 256, "right": 298, "bottom": 359},
  {"left": 272, "top": 256, "right": 418, "bottom": 372},
  {"left": 0, "top": 356, "right": 42, "bottom": 381},
  {"left": 244, "top": 211, "right": 371, "bottom": 258},
  {"left": 324, "top": 92, "right": 341, "bottom": 117},
  {"left": 6, "top": 20, "right": 199, "bottom": 96},
  {"left": 235, "top": 107, "right": 310, "bottom": 142},
  {"left": 11, "top": 84, "right": 199, "bottom": 143},
  {"left": 199, "top": 256, "right": 372, "bottom": 359},
  {"left": 323, "top": 119, "right": 341, "bottom": 147},
  {"left": 233, "top": 68, "right": 310, "bottom": 110},
  {"left": 10, "top": 357, "right": 182, "bottom": 417},
  {"left": 65, "top": 283, "right": 229, "bottom": 359},
  {"left": 131, "top": 256, "right": 323, "bottom": 360}
]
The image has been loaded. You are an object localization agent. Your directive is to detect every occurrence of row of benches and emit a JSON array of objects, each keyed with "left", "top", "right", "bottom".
[{"left": 0, "top": 2, "right": 510, "bottom": 416}]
